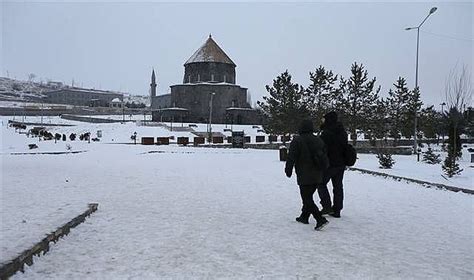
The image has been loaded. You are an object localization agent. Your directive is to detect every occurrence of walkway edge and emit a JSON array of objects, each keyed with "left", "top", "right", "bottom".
[
  {"left": 348, "top": 167, "right": 473, "bottom": 195},
  {"left": 0, "top": 203, "right": 99, "bottom": 280}
]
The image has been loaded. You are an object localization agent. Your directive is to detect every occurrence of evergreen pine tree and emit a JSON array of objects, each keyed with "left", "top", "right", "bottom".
[
  {"left": 304, "top": 66, "right": 341, "bottom": 128},
  {"left": 369, "top": 98, "right": 389, "bottom": 141},
  {"left": 464, "top": 107, "right": 473, "bottom": 138},
  {"left": 386, "top": 77, "right": 410, "bottom": 143},
  {"left": 442, "top": 149, "right": 463, "bottom": 177},
  {"left": 257, "top": 70, "right": 307, "bottom": 135},
  {"left": 445, "top": 107, "right": 464, "bottom": 158},
  {"left": 377, "top": 150, "right": 395, "bottom": 169},
  {"left": 419, "top": 106, "right": 438, "bottom": 140},
  {"left": 340, "top": 63, "right": 380, "bottom": 143},
  {"left": 401, "top": 87, "right": 423, "bottom": 140},
  {"left": 422, "top": 147, "right": 441, "bottom": 164}
]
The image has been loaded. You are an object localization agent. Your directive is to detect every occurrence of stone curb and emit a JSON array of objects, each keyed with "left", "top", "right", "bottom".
[
  {"left": 0, "top": 203, "right": 99, "bottom": 280},
  {"left": 8, "top": 151, "right": 87, "bottom": 156},
  {"left": 348, "top": 167, "right": 473, "bottom": 195}
]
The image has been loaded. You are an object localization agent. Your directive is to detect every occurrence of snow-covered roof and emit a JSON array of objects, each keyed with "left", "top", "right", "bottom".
[
  {"left": 111, "top": 98, "right": 121, "bottom": 103},
  {"left": 159, "top": 107, "right": 189, "bottom": 112},
  {"left": 184, "top": 35, "right": 236, "bottom": 66},
  {"left": 225, "top": 107, "right": 255, "bottom": 111},
  {"left": 46, "top": 87, "right": 124, "bottom": 96}
]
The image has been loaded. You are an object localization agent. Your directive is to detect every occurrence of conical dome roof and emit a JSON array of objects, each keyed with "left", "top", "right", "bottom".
[{"left": 185, "top": 35, "right": 236, "bottom": 66}]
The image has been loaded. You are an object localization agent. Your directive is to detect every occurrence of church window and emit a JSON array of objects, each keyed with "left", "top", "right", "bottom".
[
  {"left": 197, "top": 74, "right": 200, "bottom": 82},
  {"left": 211, "top": 74, "right": 214, "bottom": 82}
]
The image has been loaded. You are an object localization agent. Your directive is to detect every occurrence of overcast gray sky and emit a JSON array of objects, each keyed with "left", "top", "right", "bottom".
[{"left": 2, "top": 0, "right": 472, "bottom": 107}]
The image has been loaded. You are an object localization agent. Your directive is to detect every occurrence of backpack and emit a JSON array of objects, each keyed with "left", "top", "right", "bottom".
[{"left": 343, "top": 143, "right": 357, "bottom": 166}]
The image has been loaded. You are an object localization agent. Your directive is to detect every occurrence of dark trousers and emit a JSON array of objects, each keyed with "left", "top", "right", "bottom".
[
  {"left": 318, "top": 166, "right": 345, "bottom": 211},
  {"left": 299, "top": 185, "right": 322, "bottom": 219}
]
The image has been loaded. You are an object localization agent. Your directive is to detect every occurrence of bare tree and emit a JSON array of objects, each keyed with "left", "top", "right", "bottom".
[
  {"left": 445, "top": 64, "right": 472, "bottom": 112},
  {"left": 443, "top": 64, "right": 472, "bottom": 164},
  {"left": 28, "top": 73, "right": 36, "bottom": 83}
]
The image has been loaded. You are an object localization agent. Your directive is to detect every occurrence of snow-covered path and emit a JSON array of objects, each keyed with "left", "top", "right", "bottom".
[{"left": 2, "top": 144, "right": 473, "bottom": 279}]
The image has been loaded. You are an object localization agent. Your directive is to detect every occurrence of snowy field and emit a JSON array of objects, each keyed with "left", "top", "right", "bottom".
[
  {"left": 1, "top": 116, "right": 473, "bottom": 279},
  {"left": 3, "top": 115, "right": 472, "bottom": 190}
]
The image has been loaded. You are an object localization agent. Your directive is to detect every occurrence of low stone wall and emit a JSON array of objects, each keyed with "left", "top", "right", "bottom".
[
  {"left": 0, "top": 203, "right": 99, "bottom": 279},
  {"left": 10, "top": 151, "right": 87, "bottom": 156},
  {"left": 188, "top": 143, "right": 413, "bottom": 155},
  {"left": 8, "top": 120, "right": 74, "bottom": 127},
  {"left": 353, "top": 138, "right": 474, "bottom": 147},
  {"left": 354, "top": 146, "right": 412, "bottom": 155},
  {"left": 60, "top": 114, "right": 126, "bottom": 123},
  {"left": 0, "top": 106, "right": 148, "bottom": 117}
]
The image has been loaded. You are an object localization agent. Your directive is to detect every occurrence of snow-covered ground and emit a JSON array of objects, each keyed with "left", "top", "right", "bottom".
[
  {"left": 3, "top": 115, "right": 472, "bottom": 190},
  {"left": 1, "top": 117, "right": 473, "bottom": 279}
]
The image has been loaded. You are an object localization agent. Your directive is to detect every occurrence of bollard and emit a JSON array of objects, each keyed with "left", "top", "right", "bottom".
[{"left": 279, "top": 146, "right": 288, "bottom": 162}]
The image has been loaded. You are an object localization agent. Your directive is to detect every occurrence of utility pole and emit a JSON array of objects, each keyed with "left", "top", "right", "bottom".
[
  {"left": 208, "top": 92, "right": 215, "bottom": 143},
  {"left": 405, "top": 7, "right": 438, "bottom": 160}
]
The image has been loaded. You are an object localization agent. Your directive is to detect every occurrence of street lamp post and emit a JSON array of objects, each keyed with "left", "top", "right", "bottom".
[
  {"left": 208, "top": 92, "right": 216, "bottom": 143},
  {"left": 41, "top": 101, "right": 44, "bottom": 124},
  {"left": 122, "top": 99, "right": 125, "bottom": 123},
  {"left": 405, "top": 6, "right": 437, "bottom": 160},
  {"left": 440, "top": 102, "right": 446, "bottom": 141}
]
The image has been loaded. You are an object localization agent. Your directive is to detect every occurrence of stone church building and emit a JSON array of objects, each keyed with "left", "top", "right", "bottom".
[{"left": 150, "top": 35, "right": 260, "bottom": 124}]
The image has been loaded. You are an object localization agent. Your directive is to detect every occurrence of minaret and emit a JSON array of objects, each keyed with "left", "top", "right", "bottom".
[{"left": 150, "top": 69, "right": 157, "bottom": 98}]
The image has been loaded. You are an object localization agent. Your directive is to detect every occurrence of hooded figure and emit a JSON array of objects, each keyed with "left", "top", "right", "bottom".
[
  {"left": 317, "top": 111, "right": 348, "bottom": 218},
  {"left": 320, "top": 111, "right": 348, "bottom": 168},
  {"left": 285, "top": 119, "right": 329, "bottom": 231}
]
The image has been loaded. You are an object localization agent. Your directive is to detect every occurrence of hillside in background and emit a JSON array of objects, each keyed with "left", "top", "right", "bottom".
[
  {"left": 0, "top": 77, "right": 149, "bottom": 106},
  {"left": 0, "top": 77, "right": 63, "bottom": 102}
]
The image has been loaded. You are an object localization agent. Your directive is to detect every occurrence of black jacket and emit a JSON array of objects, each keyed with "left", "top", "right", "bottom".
[
  {"left": 285, "top": 123, "right": 327, "bottom": 186},
  {"left": 320, "top": 121, "right": 348, "bottom": 167}
]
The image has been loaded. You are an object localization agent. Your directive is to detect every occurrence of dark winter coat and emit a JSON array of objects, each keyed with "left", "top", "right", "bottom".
[
  {"left": 285, "top": 121, "right": 327, "bottom": 186},
  {"left": 320, "top": 121, "right": 348, "bottom": 167}
]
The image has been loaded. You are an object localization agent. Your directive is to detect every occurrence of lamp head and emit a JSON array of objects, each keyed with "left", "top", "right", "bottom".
[{"left": 429, "top": 7, "right": 438, "bottom": 14}]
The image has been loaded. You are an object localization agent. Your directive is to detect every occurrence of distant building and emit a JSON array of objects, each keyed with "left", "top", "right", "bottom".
[
  {"left": 151, "top": 35, "right": 261, "bottom": 124},
  {"left": 45, "top": 81, "right": 64, "bottom": 89},
  {"left": 43, "top": 88, "right": 123, "bottom": 107},
  {"left": 110, "top": 98, "right": 122, "bottom": 108}
]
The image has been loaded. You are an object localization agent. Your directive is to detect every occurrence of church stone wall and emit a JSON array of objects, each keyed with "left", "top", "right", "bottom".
[
  {"left": 151, "top": 94, "right": 171, "bottom": 109},
  {"left": 170, "top": 84, "right": 249, "bottom": 123},
  {"left": 183, "top": 62, "right": 235, "bottom": 84}
]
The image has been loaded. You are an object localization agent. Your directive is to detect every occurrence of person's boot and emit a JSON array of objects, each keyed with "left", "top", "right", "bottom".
[
  {"left": 329, "top": 209, "right": 341, "bottom": 218},
  {"left": 320, "top": 207, "right": 334, "bottom": 216},
  {"left": 295, "top": 212, "right": 310, "bottom": 224},
  {"left": 315, "top": 216, "right": 329, "bottom": 231}
]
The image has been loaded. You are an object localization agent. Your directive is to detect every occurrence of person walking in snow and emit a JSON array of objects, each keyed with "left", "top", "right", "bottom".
[
  {"left": 317, "top": 111, "right": 348, "bottom": 218},
  {"left": 285, "top": 119, "right": 329, "bottom": 231}
]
